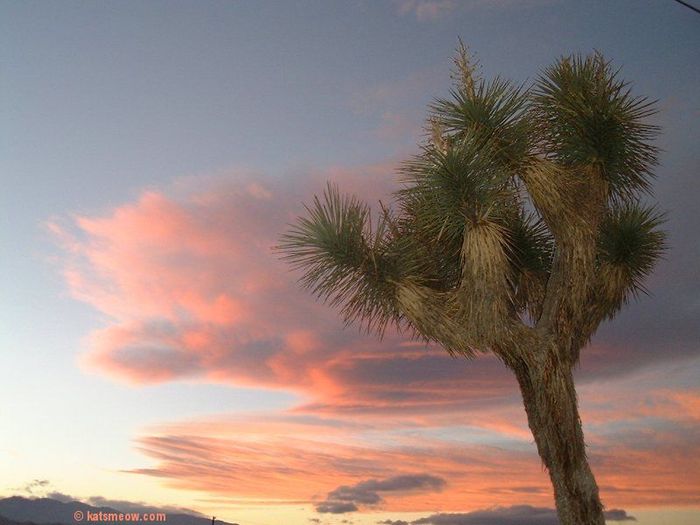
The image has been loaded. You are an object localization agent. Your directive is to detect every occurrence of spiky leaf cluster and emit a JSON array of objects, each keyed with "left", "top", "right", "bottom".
[
  {"left": 279, "top": 184, "right": 405, "bottom": 335},
  {"left": 531, "top": 52, "right": 659, "bottom": 203},
  {"left": 279, "top": 47, "right": 666, "bottom": 355},
  {"left": 430, "top": 76, "right": 530, "bottom": 164},
  {"left": 398, "top": 137, "right": 514, "bottom": 255},
  {"left": 598, "top": 204, "right": 666, "bottom": 301}
]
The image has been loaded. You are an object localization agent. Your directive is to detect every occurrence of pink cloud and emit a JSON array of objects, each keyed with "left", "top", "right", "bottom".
[
  {"left": 132, "top": 414, "right": 549, "bottom": 511},
  {"left": 126, "top": 341, "right": 700, "bottom": 509},
  {"left": 53, "top": 165, "right": 523, "bottom": 410},
  {"left": 51, "top": 166, "right": 700, "bottom": 511},
  {"left": 132, "top": 388, "right": 700, "bottom": 511}
]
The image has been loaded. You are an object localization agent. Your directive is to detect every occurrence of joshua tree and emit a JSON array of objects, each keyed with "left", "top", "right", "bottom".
[{"left": 278, "top": 46, "right": 665, "bottom": 524}]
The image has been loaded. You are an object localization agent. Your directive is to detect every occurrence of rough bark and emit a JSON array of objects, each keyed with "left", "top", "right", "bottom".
[{"left": 512, "top": 351, "right": 605, "bottom": 525}]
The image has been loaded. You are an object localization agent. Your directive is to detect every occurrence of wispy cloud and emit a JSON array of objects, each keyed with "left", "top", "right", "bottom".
[
  {"left": 50, "top": 167, "right": 700, "bottom": 511},
  {"left": 128, "top": 369, "right": 700, "bottom": 509},
  {"left": 393, "top": 0, "right": 556, "bottom": 21},
  {"left": 412, "top": 506, "right": 559, "bottom": 525},
  {"left": 14, "top": 479, "right": 50, "bottom": 496},
  {"left": 131, "top": 421, "right": 547, "bottom": 511},
  {"left": 394, "top": 0, "right": 458, "bottom": 21},
  {"left": 408, "top": 505, "right": 636, "bottom": 524}
]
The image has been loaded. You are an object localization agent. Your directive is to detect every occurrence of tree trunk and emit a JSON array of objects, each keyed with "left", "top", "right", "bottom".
[{"left": 513, "top": 355, "right": 605, "bottom": 525}]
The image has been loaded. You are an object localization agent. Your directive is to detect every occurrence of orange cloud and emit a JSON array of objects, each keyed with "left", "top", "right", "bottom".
[
  {"left": 51, "top": 167, "right": 522, "bottom": 410},
  {"left": 132, "top": 394, "right": 700, "bottom": 511},
  {"left": 132, "top": 414, "right": 550, "bottom": 511},
  {"left": 50, "top": 167, "right": 700, "bottom": 512}
]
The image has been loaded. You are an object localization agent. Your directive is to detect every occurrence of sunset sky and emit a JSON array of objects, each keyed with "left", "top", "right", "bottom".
[{"left": 1, "top": 1, "right": 699, "bottom": 525}]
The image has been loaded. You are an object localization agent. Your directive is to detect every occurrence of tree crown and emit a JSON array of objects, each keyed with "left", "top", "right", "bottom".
[{"left": 279, "top": 46, "right": 666, "bottom": 364}]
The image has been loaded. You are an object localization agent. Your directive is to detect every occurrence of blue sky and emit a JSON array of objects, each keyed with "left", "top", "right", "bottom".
[{"left": 1, "top": 2, "right": 699, "bottom": 524}]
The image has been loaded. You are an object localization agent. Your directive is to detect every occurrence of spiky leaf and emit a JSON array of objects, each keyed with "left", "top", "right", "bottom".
[{"left": 532, "top": 52, "right": 658, "bottom": 202}]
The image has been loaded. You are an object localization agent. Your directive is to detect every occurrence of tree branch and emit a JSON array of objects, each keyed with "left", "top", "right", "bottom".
[{"left": 522, "top": 160, "right": 607, "bottom": 361}]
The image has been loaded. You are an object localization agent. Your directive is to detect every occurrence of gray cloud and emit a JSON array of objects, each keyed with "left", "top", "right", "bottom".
[
  {"left": 15, "top": 480, "right": 50, "bottom": 496},
  {"left": 316, "top": 474, "right": 446, "bottom": 514},
  {"left": 412, "top": 506, "right": 558, "bottom": 525},
  {"left": 45, "top": 492, "right": 74, "bottom": 502},
  {"left": 315, "top": 501, "right": 358, "bottom": 514},
  {"left": 603, "top": 509, "right": 637, "bottom": 522},
  {"left": 407, "top": 505, "right": 636, "bottom": 524}
]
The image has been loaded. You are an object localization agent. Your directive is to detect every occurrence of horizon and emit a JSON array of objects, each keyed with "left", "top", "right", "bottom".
[{"left": 1, "top": 2, "right": 699, "bottom": 525}]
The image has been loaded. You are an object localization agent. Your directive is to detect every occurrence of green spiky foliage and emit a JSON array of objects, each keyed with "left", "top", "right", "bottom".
[
  {"left": 278, "top": 45, "right": 666, "bottom": 525},
  {"left": 531, "top": 52, "right": 658, "bottom": 202},
  {"left": 280, "top": 47, "right": 664, "bottom": 354}
]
